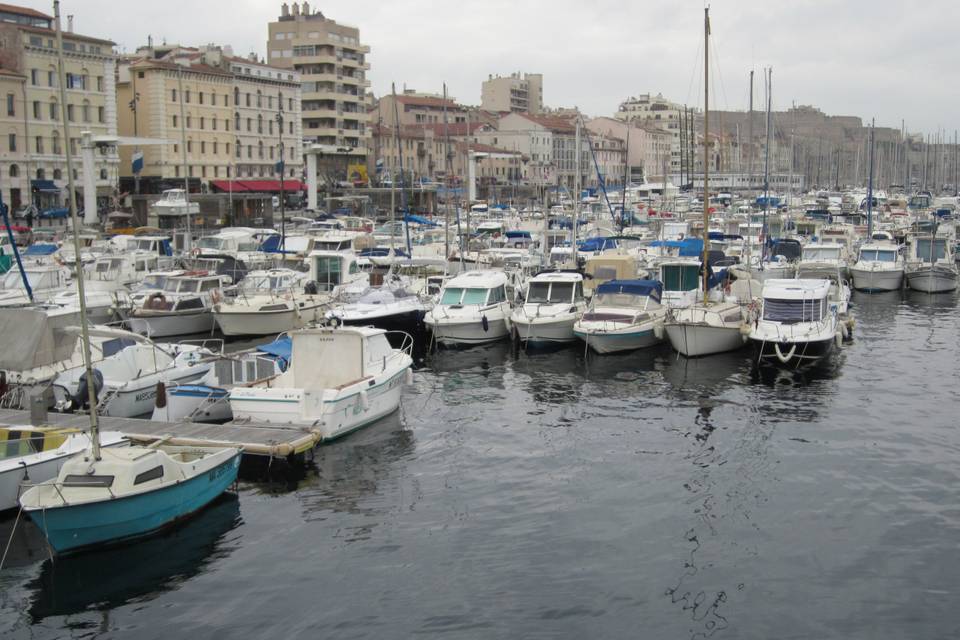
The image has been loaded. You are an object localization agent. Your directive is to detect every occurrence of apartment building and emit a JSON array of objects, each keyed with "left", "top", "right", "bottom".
[
  {"left": 615, "top": 92, "right": 688, "bottom": 176},
  {"left": 374, "top": 91, "right": 467, "bottom": 127},
  {"left": 267, "top": 2, "right": 370, "bottom": 159},
  {"left": 479, "top": 112, "right": 589, "bottom": 189},
  {"left": 481, "top": 72, "right": 543, "bottom": 114},
  {"left": 0, "top": 4, "right": 117, "bottom": 213},
  {"left": 116, "top": 43, "right": 302, "bottom": 193},
  {"left": 587, "top": 117, "right": 671, "bottom": 183}
]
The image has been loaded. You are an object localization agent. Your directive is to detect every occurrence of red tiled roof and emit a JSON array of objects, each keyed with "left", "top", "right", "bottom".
[
  {"left": 515, "top": 113, "right": 577, "bottom": 133},
  {"left": 0, "top": 3, "right": 51, "bottom": 19}
]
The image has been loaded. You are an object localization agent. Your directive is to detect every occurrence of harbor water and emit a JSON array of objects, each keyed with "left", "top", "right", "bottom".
[{"left": 1, "top": 289, "right": 959, "bottom": 638}]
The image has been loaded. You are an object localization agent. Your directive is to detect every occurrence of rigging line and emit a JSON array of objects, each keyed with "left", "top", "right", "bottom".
[
  {"left": 708, "top": 30, "right": 731, "bottom": 113},
  {"left": 684, "top": 35, "right": 704, "bottom": 109}
]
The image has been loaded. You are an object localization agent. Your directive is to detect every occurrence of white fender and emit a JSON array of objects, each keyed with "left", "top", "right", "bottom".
[
  {"left": 404, "top": 368, "right": 413, "bottom": 386},
  {"left": 835, "top": 331, "right": 843, "bottom": 348},
  {"left": 653, "top": 322, "right": 664, "bottom": 340},
  {"left": 774, "top": 342, "right": 796, "bottom": 363},
  {"left": 359, "top": 389, "right": 370, "bottom": 411}
]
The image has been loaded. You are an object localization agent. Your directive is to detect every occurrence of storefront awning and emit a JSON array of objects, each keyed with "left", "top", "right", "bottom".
[
  {"left": 31, "top": 179, "right": 59, "bottom": 193},
  {"left": 209, "top": 180, "right": 306, "bottom": 193}
]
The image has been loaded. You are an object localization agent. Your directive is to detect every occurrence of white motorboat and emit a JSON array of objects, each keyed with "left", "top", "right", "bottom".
[
  {"left": 424, "top": 270, "right": 513, "bottom": 346},
  {"left": 229, "top": 327, "right": 413, "bottom": 441},
  {"left": 0, "top": 425, "right": 127, "bottom": 511},
  {"left": 849, "top": 243, "right": 904, "bottom": 292},
  {"left": 658, "top": 259, "right": 724, "bottom": 308},
  {"left": 326, "top": 282, "right": 429, "bottom": 335},
  {"left": 151, "top": 335, "right": 289, "bottom": 424},
  {"left": 0, "top": 264, "right": 70, "bottom": 307},
  {"left": 127, "top": 271, "right": 229, "bottom": 337},
  {"left": 573, "top": 279, "right": 666, "bottom": 354},
  {"left": 306, "top": 250, "right": 370, "bottom": 300},
  {"left": 510, "top": 271, "right": 587, "bottom": 345},
  {"left": 748, "top": 279, "right": 843, "bottom": 367},
  {"left": 214, "top": 269, "right": 327, "bottom": 336},
  {"left": 664, "top": 300, "right": 749, "bottom": 358},
  {"left": 904, "top": 234, "right": 958, "bottom": 293},
  {"left": 796, "top": 242, "right": 850, "bottom": 280},
  {"left": 51, "top": 330, "right": 215, "bottom": 418}
]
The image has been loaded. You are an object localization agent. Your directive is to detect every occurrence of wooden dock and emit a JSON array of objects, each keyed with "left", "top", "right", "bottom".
[{"left": 0, "top": 409, "right": 321, "bottom": 459}]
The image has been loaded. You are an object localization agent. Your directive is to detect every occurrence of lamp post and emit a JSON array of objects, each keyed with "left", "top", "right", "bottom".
[
  {"left": 276, "top": 93, "right": 285, "bottom": 254},
  {"left": 128, "top": 91, "right": 141, "bottom": 195}
]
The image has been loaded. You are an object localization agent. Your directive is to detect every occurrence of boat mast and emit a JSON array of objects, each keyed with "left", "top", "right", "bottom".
[
  {"left": 390, "top": 83, "right": 401, "bottom": 256},
  {"left": 621, "top": 125, "right": 630, "bottom": 233},
  {"left": 442, "top": 83, "right": 452, "bottom": 263},
  {"left": 762, "top": 68, "right": 772, "bottom": 265},
  {"left": 572, "top": 116, "right": 580, "bottom": 268},
  {"left": 177, "top": 66, "right": 192, "bottom": 252},
  {"left": 867, "top": 118, "right": 875, "bottom": 238},
  {"left": 702, "top": 7, "right": 710, "bottom": 305},
  {"left": 748, "top": 71, "right": 754, "bottom": 197},
  {"left": 54, "top": 0, "right": 101, "bottom": 459}
]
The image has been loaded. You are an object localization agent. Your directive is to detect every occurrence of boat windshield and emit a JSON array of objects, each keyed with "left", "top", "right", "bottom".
[
  {"left": 547, "top": 282, "right": 574, "bottom": 303},
  {"left": 2, "top": 269, "right": 53, "bottom": 290},
  {"left": 197, "top": 237, "right": 226, "bottom": 250},
  {"left": 915, "top": 239, "right": 946, "bottom": 261},
  {"left": 243, "top": 274, "right": 289, "bottom": 292},
  {"left": 142, "top": 275, "right": 166, "bottom": 289},
  {"left": 462, "top": 288, "right": 489, "bottom": 304},
  {"left": 859, "top": 249, "right": 897, "bottom": 262},
  {"left": 762, "top": 298, "right": 826, "bottom": 324},
  {"left": 440, "top": 287, "right": 464, "bottom": 304},
  {"left": 527, "top": 282, "right": 550, "bottom": 303},
  {"left": 802, "top": 247, "right": 841, "bottom": 261},
  {"left": 594, "top": 293, "right": 647, "bottom": 308}
]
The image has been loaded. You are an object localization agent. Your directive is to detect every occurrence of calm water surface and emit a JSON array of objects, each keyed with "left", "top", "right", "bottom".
[{"left": 2, "top": 289, "right": 960, "bottom": 639}]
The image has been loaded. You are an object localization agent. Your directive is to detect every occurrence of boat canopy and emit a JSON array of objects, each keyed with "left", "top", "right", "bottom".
[
  {"left": 649, "top": 238, "right": 703, "bottom": 257},
  {"left": 596, "top": 279, "right": 663, "bottom": 302},
  {"left": 0, "top": 309, "right": 80, "bottom": 370},
  {"left": 578, "top": 237, "right": 617, "bottom": 252},
  {"left": 24, "top": 243, "right": 58, "bottom": 256},
  {"left": 403, "top": 214, "right": 440, "bottom": 226},
  {"left": 257, "top": 334, "right": 292, "bottom": 369}
]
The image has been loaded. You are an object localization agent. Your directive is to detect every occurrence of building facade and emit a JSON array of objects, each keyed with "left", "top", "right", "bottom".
[
  {"left": 481, "top": 72, "right": 543, "bottom": 114},
  {"left": 615, "top": 92, "right": 690, "bottom": 176},
  {"left": 116, "top": 44, "right": 302, "bottom": 193},
  {"left": 586, "top": 117, "right": 671, "bottom": 183},
  {"left": 0, "top": 4, "right": 117, "bottom": 213},
  {"left": 374, "top": 91, "right": 467, "bottom": 127},
  {"left": 267, "top": 2, "right": 370, "bottom": 162}
]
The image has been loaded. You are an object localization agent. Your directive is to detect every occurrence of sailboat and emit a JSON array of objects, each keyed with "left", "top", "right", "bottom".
[
  {"left": 19, "top": 5, "right": 241, "bottom": 556},
  {"left": 663, "top": 8, "right": 751, "bottom": 358}
]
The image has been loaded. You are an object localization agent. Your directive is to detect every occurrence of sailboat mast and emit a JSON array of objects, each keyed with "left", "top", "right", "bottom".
[
  {"left": 442, "top": 83, "right": 451, "bottom": 262},
  {"left": 702, "top": 7, "right": 710, "bottom": 304},
  {"left": 867, "top": 118, "right": 875, "bottom": 238},
  {"left": 573, "top": 117, "right": 580, "bottom": 268},
  {"left": 621, "top": 125, "right": 630, "bottom": 233},
  {"left": 748, "top": 71, "right": 754, "bottom": 196},
  {"left": 762, "top": 68, "right": 772, "bottom": 264},
  {"left": 54, "top": 0, "right": 100, "bottom": 459}
]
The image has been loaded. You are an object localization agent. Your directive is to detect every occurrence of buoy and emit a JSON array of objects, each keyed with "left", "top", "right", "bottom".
[
  {"left": 359, "top": 390, "right": 370, "bottom": 411},
  {"left": 481, "top": 315, "right": 489, "bottom": 332}
]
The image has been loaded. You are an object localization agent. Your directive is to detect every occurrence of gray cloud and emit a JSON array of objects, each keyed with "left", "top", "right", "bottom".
[{"left": 38, "top": 0, "right": 960, "bottom": 133}]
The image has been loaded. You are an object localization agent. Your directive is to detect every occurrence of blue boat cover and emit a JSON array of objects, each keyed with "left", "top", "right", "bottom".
[
  {"left": 38, "top": 208, "right": 68, "bottom": 219},
  {"left": 706, "top": 267, "right": 729, "bottom": 290},
  {"left": 505, "top": 230, "right": 531, "bottom": 239},
  {"left": 24, "top": 242, "right": 58, "bottom": 256},
  {"left": 403, "top": 214, "right": 440, "bottom": 226},
  {"left": 596, "top": 279, "right": 662, "bottom": 302},
  {"left": 258, "top": 235, "right": 298, "bottom": 254},
  {"left": 577, "top": 237, "right": 617, "bottom": 252},
  {"left": 257, "top": 335, "right": 292, "bottom": 369}
]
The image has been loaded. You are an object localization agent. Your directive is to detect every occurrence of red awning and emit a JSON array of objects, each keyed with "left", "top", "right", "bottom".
[{"left": 209, "top": 180, "right": 306, "bottom": 193}]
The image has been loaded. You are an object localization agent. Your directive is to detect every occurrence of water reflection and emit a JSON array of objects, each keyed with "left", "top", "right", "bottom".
[
  {"left": 296, "top": 412, "right": 416, "bottom": 526},
  {"left": 660, "top": 349, "right": 749, "bottom": 400},
  {"left": 902, "top": 288, "right": 959, "bottom": 314},
  {"left": 26, "top": 494, "right": 241, "bottom": 621}
]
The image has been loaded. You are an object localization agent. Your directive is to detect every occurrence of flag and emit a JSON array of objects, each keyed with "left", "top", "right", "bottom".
[
  {"left": 275, "top": 160, "right": 285, "bottom": 176},
  {"left": 131, "top": 151, "right": 144, "bottom": 175}
]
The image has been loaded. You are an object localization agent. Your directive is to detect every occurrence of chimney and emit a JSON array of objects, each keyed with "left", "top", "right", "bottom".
[
  {"left": 147, "top": 34, "right": 153, "bottom": 48},
  {"left": 67, "top": 15, "right": 73, "bottom": 33},
  {"left": 302, "top": 1, "right": 310, "bottom": 14},
  {"left": 281, "top": 2, "right": 289, "bottom": 17},
  {"left": 291, "top": 2, "right": 300, "bottom": 16}
]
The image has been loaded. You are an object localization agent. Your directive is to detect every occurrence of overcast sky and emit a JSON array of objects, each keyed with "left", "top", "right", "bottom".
[{"left": 33, "top": 0, "right": 960, "bottom": 134}]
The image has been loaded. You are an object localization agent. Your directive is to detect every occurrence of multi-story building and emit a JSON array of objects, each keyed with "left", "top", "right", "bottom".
[
  {"left": 373, "top": 90, "right": 467, "bottom": 127},
  {"left": 615, "top": 92, "right": 690, "bottom": 176},
  {"left": 116, "top": 43, "right": 302, "bottom": 193},
  {"left": 267, "top": 2, "right": 370, "bottom": 160},
  {"left": 587, "top": 117, "right": 671, "bottom": 183},
  {"left": 481, "top": 72, "right": 543, "bottom": 114},
  {"left": 479, "top": 112, "right": 589, "bottom": 189},
  {"left": 0, "top": 4, "right": 117, "bottom": 213},
  {"left": 372, "top": 121, "right": 487, "bottom": 184}
]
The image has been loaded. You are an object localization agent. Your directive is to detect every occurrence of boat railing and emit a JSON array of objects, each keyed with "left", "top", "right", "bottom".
[
  {"left": 179, "top": 338, "right": 225, "bottom": 355},
  {"left": 383, "top": 330, "right": 415, "bottom": 365}
]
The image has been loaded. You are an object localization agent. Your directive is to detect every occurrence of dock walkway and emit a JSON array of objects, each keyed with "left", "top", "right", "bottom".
[{"left": 0, "top": 409, "right": 321, "bottom": 458}]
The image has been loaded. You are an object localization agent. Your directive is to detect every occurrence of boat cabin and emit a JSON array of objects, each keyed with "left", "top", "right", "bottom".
[
  {"left": 524, "top": 272, "right": 584, "bottom": 305},
  {"left": 760, "top": 279, "right": 831, "bottom": 325},
  {"left": 307, "top": 250, "right": 367, "bottom": 293},
  {"left": 437, "top": 270, "right": 510, "bottom": 306}
]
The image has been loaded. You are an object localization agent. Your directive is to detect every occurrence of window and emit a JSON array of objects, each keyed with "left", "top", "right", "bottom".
[
  {"left": 246, "top": 117, "right": 251, "bottom": 132},
  {"left": 234, "top": 87, "right": 239, "bottom": 105},
  {"left": 35, "top": 136, "right": 42, "bottom": 153},
  {"left": 289, "top": 98, "right": 293, "bottom": 111},
  {"left": 199, "top": 91, "right": 204, "bottom": 104},
  {"left": 172, "top": 115, "right": 178, "bottom": 127},
  {"left": 8, "top": 165, "right": 17, "bottom": 177},
  {"left": 47, "top": 70, "right": 55, "bottom": 87},
  {"left": 53, "top": 169, "right": 61, "bottom": 180},
  {"left": 82, "top": 102, "right": 90, "bottom": 122},
  {"left": 245, "top": 92, "right": 251, "bottom": 107},
  {"left": 175, "top": 166, "right": 180, "bottom": 177},
  {"left": 289, "top": 122, "right": 293, "bottom": 135},
  {"left": 200, "top": 117, "right": 205, "bottom": 130},
  {"left": 133, "top": 466, "right": 163, "bottom": 485},
  {"left": 213, "top": 141, "right": 218, "bottom": 154},
  {"left": 247, "top": 144, "right": 252, "bottom": 158},
  {"left": 66, "top": 104, "right": 74, "bottom": 121},
  {"left": 32, "top": 100, "right": 40, "bottom": 119},
  {"left": 201, "top": 141, "right": 206, "bottom": 153},
  {"left": 202, "top": 165, "right": 207, "bottom": 177},
  {"left": 211, "top": 93, "right": 216, "bottom": 106},
  {"left": 172, "top": 88, "right": 177, "bottom": 101},
  {"left": 212, "top": 117, "right": 217, "bottom": 131},
  {"left": 185, "top": 89, "right": 191, "bottom": 103},
  {"left": 6, "top": 94, "right": 14, "bottom": 116},
  {"left": 234, "top": 113, "right": 240, "bottom": 130},
  {"left": 268, "top": 119, "right": 273, "bottom": 135},
  {"left": 186, "top": 115, "right": 191, "bottom": 128},
  {"left": 30, "top": 69, "right": 38, "bottom": 85},
  {"left": 35, "top": 168, "right": 44, "bottom": 180},
  {"left": 7, "top": 134, "right": 15, "bottom": 152},
  {"left": 97, "top": 76, "right": 104, "bottom": 92},
  {"left": 187, "top": 140, "right": 192, "bottom": 152},
  {"left": 188, "top": 165, "right": 194, "bottom": 177},
  {"left": 49, "top": 100, "right": 57, "bottom": 119},
  {"left": 98, "top": 106, "right": 104, "bottom": 123},
  {"left": 99, "top": 168, "right": 107, "bottom": 179},
  {"left": 64, "top": 475, "right": 114, "bottom": 487},
  {"left": 52, "top": 132, "right": 60, "bottom": 154},
  {"left": 257, "top": 114, "right": 263, "bottom": 134},
  {"left": 258, "top": 141, "right": 264, "bottom": 158}
]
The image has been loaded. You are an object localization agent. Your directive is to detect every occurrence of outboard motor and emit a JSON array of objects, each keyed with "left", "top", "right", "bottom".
[{"left": 304, "top": 280, "right": 319, "bottom": 295}]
